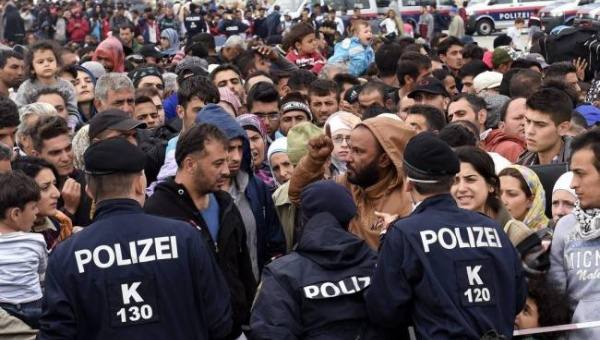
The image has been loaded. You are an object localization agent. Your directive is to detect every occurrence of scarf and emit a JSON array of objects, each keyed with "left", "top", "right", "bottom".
[
  {"left": 161, "top": 28, "right": 180, "bottom": 57},
  {"left": 574, "top": 201, "right": 600, "bottom": 240},
  {"left": 93, "top": 36, "right": 125, "bottom": 72},
  {"left": 507, "top": 165, "right": 549, "bottom": 230}
]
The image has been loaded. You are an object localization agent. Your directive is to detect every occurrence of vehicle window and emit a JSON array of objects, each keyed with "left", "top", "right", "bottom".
[
  {"left": 495, "top": 0, "right": 514, "bottom": 4},
  {"left": 518, "top": 0, "right": 542, "bottom": 3},
  {"left": 324, "top": 0, "right": 369, "bottom": 10},
  {"left": 439, "top": 0, "right": 455, "bottom": 5}
]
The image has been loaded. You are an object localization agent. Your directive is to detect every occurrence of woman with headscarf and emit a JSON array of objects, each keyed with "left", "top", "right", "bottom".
[
  {"left": 93, "top": 36, "right": 125, "bottom": 72},
  {"left": 323, "top": 111, "right": 361, "bottom": 176},
  {"left": 551, "top": 171, "right": 577, "bottom": 226},
  {"left": 499, "top": 165, "right": 550, "bottom": 231},
  {"left": 236, "top": 113, "right": 274, "bottom": 188},
  {"left": 160, "top": 28, "right": 180, "bottom": 61}
]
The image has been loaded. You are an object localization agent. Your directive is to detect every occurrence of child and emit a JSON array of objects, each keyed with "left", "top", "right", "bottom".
[
  {"left": 285, "top": 22, "right": 326, "bottom": 74},
  {"left": 507, "top": 18, "right": 526, "bottom": 51},
  {"left": 0, "top": 171, "right": 46, "bottom": 329},
  {"left": 15, "top": 40, "right": 82, "bottom": 132},
  {"left": 327, "top": 19, "right": 374, "bottom": 77}
]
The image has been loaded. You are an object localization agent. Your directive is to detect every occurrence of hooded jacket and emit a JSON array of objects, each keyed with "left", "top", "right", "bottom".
[
  {"left": 250, "top": 181, "right": 377, "bottom": 339},
  {"left": 289, "top": 116, "right": 416, "bottom": 250},
  {"left": 144, "top": 180, "right": 254, "bottom": 338},
  {"left": 481, "top": 129, "right": 526, "bottom": 163},
  {"left": 327, "top": 36, "right": 374, "bottom": 77},
  {"left": 196, "top": 104, "right": 286, "bottom": 270}
]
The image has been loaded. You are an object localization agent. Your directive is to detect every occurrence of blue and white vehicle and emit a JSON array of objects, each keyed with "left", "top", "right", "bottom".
[
  {"left": 538, "top": 0, "right": 596, "bottom": 32},
  {"left": 466, "top": 0, "right": 555, "bottom": 35}
]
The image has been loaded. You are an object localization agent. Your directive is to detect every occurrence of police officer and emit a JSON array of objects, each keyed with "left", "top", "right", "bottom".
[
  {"left": 365, "top": 133, "right": 526, "bottom": 339},
  {"left": 39, "top": 138, "right": 232, "bottom": 339},
  {"left": 250, "top": 180, "right": 381, "bottom": 339}
]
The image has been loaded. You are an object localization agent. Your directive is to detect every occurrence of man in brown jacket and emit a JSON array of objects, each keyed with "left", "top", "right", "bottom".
[{"left": 289, "top": 115, "right": 416, "bottom": 249}]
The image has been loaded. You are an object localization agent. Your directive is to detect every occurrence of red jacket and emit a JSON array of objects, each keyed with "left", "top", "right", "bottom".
[
  {"left": 67, "top": 16, "right": 90, "bottom": 43},
  {"left": 481, "top": 129, "right": 526, "bottom": 163},
  {"left": 285, "top": 50, "right": 325, "bottom": 74}
]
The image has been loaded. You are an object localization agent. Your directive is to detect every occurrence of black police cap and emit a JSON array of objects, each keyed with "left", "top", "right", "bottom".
[
  {"left": 84, "top": 138, "right": 146, "bottom": 176},
  {"left": 403, "top": 132, "right": 460, "bottom": 179}
]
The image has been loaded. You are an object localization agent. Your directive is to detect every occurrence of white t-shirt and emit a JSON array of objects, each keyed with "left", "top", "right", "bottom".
[
  {"left": 506, "top": 27, "right": 524, "bottom": 50},
  {"left": 379, "top": 18, "right": 398, "bottom": 36},
  {"left": 0, "top": 232, "right": 47, "bottom": 304}
]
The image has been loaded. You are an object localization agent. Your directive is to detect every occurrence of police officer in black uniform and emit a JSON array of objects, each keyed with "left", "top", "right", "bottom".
[
  {"left": 365, "top": 133, "right": 526, "bottom": 339},
  {"left": 39, "top": 138, "right": 232, "bottom": 339}
]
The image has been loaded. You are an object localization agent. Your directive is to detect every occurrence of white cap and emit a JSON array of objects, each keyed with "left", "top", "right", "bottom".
[
  {"left": 267, "top": 137, "right": 288, "bottom": 164},
  {"left": 473, "top": 71, "right": 503, "bottom": 94}
]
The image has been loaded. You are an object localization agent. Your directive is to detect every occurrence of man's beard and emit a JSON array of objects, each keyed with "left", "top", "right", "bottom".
[{"left": 347, "top": 160, "right": 380, "bottom": 188}]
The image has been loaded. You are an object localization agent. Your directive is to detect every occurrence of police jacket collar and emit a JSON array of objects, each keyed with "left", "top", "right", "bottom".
[
  {"left": 94, "top": 198, "right": 143, "bottom": 220},
  {"left": 412, "top": 193, "right": 457, "bottom": 215}
]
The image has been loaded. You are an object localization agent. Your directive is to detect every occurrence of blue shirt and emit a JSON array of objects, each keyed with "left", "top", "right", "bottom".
[{"left": 200, "top": 193, "right": 220, "bottom": 242}]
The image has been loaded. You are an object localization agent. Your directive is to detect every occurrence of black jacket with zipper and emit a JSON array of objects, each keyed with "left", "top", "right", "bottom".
[{"left": 144, "top": 177, "right": 256, "bottom": 338}]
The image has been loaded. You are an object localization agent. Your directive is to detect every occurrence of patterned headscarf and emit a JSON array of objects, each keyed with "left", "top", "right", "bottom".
[
  {"left": 128, "top": 66, "right": 163, "bottom": 88},
  {"left": 506, "top": 165, "right": 549, "bottom": 230},
  {"left": 161, "top": 28, "right": 180, "bottom": 57}
]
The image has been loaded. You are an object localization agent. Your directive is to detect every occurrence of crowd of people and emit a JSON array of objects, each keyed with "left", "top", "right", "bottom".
[{"left": 0, "top": 0, "right": 598, "bottom": 339}]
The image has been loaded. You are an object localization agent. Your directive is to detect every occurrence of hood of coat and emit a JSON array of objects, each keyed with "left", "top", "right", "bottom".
[
  {"left": 196, "top": 103, "right": 252, "bottom": 174},
  {"left": 297, "top": 212, "right": 375, "bottom": 270},
  {"left": 300, "top": 180, "right": 356, "bottom": 227},
  {"left": 354, "top": 116, "right": 415, "bottom": 196}
]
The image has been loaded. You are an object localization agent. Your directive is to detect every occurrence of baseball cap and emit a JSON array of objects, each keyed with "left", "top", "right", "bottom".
[
  {"left": 407, "top": 77, "right": 449, "bottom": 99},
  {"left": 89, "top": 109, "right": 146, "bottom": 140},
  {"left": 492, "top": 47, "right": 512, "bottom": 68},
  {"left": 473, "top": 71, "right": 503, "bottom": 93}
]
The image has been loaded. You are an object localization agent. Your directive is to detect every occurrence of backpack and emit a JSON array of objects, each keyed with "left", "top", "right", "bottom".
[{"left": 539, "top": 26, "right": 598, "bottom": 80}]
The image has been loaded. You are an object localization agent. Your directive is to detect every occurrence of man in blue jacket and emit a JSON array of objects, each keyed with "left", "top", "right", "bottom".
[
  {"left": 365, "top": 133, "right": 526, "bottom": 339},
  {"left": 39, "top": 138, "right": 232, "bottom": 340},
  {"left": 196, "top": 104, "right": 286, "bottom": 279}
]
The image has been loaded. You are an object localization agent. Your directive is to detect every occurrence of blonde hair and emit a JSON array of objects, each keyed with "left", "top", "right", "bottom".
[{"left": 350, "top": 19, "right": 370, "bottom": 36}]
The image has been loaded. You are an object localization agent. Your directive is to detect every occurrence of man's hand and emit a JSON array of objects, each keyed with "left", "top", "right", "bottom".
[
  {"left": 308, "top": 135, "right": 334, "bottom": 162},
  {"left": 61, "top": 178, "right": 81, "bottom": 215},
  {"left": 573, "top": 58, "right": 588, "bottom": 81}
]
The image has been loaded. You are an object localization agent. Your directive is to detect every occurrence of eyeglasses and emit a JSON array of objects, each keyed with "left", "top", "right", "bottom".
[
  {"left": 253, "top": 111, "right": 279, "bottom": 121},
  {"left": 332, "top": 135, "right": 351, "bottom": 145}
]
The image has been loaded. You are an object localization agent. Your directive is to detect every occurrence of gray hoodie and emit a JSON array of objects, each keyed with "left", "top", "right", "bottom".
[{"left": 549, "top": 213, "right": 600, "bottom": 339}]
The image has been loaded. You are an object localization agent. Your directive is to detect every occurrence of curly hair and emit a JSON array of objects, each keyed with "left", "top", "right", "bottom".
[{"left": 527, "top": 278, "right": 572, "bottom": 329}]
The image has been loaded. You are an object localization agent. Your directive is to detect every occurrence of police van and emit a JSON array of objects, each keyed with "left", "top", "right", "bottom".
[
  {"left": 539, "top": 0, "right": 596, "bottom": 32},
  {"left": 574, "top": 1, "right": 600, "bottom": 29},
  {"left": 466, "top": 0, "right": 555, "bottom": 35}
]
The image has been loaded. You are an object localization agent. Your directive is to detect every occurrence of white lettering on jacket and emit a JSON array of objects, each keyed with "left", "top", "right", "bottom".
[
  {"left": 74, "top": 236, "right": 179, "bottom": 274},
  {"left": 420, "top": 227, "right": 502, "bottom": 253},
  {"left": 303, "top": 276, "right": 371, "bottom": 299}
]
